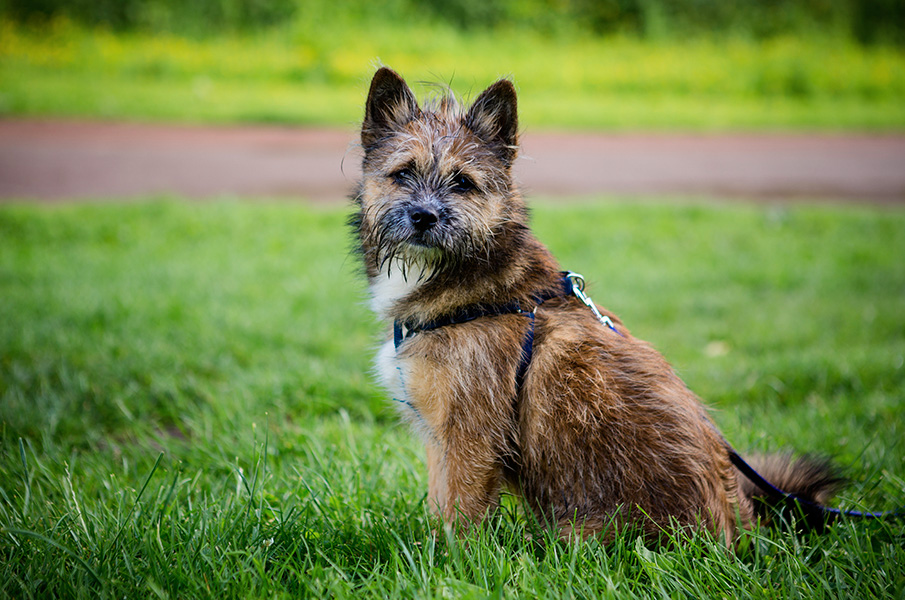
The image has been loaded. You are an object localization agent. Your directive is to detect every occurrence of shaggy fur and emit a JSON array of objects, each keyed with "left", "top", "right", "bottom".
[{"left": 351, "top": 66, "right": 843, "bottom": 543}]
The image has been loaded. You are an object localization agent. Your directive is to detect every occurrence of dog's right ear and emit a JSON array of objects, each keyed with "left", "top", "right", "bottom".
[{"left": 362, "top": 67, "right": 419, "bottom": 152}]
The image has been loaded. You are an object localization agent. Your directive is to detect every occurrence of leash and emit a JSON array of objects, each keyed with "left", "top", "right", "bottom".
[
  {"left": 728, "top": 449, "right": 904, "bottom": 527},
  {"left": 392, "top": 271, "right": 903, "bottom": 527}
]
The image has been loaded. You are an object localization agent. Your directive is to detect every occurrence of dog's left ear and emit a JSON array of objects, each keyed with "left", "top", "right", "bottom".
[{"left": 465, "top": 79, "right": 519, "bottom": 166}]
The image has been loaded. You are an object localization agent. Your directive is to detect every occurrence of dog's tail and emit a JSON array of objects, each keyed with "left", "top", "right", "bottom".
[{"left": 734, "top": 452, "right": 847, "bottom": 531}]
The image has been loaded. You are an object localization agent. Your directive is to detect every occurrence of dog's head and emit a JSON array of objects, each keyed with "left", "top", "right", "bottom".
[{"left": 354, "top": 67, "right": 526, "bottom": 280}]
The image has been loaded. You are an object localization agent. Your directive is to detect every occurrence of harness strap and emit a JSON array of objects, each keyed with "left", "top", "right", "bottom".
[
  {"left": 393, "top": 273, "right": 574, "bottom": 350},
  {"left": 515, "top": 312, "right": 536, "bottom": 390}
]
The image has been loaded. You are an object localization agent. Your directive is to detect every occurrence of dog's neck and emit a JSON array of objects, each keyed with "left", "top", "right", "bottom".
[{"left": 368, "top": 229, "right": 563, "bottom": 328}]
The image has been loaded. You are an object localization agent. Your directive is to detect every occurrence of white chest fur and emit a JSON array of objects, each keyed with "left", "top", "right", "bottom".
[
  {"left": 374, "top": 338, "right": 406, "bottom": 400},
  {"left": 374, "top": 333, "right": 434, "bottom": 439},
  {"left": 368, "top": 260, "right": 431, "bottom": 320},
  {"left": 369, "top": 259, "right": 434, "bottom": 436}
]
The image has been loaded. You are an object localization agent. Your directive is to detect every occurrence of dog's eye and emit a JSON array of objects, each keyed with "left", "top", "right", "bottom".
[
  {"left": 390, "top": 168, "right": 414, "bottom": 186},
  {"left": 451, "top": 173, "right": 476, "bottom": 194}
]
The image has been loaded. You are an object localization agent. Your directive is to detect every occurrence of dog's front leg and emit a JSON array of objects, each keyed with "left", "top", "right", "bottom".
[
  {"left": 426, "top": 419, "right": 505, "bottom": 530},
  {"left": 425, "top": 441, "right": 447, "bottom": 515},
  {"left": 403, "top": 333, "right": 516, "bottom": 531}
]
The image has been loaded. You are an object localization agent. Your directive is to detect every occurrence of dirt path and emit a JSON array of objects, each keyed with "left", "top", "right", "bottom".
[{"left": 1, "top": 119, "right": 904, "bottom": 203}]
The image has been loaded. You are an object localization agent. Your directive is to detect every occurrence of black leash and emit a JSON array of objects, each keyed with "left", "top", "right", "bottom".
[
  {"left": 729, "top": 449, "right": 903, "bottom": 527},
  {"left": 393, "top": 270, "right": 903, "bottom": 527}
]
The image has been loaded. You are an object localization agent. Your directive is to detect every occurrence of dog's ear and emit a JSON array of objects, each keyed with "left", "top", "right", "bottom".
[
  {"left": 362, "top": 67, "right": 420, "bottom": 152},
  {"left": 465, "top": 79, "right": 519, "bottom": 166}
]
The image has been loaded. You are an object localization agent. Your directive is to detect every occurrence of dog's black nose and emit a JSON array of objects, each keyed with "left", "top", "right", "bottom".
[{"left": 409, "top": 207, "right": 439, "bottom": 232}]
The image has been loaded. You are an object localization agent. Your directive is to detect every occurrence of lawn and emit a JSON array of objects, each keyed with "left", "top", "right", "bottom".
[
  {"left": 2, "top": 19, "right": 905, "bottom": 130},
  {"left": 1, "top": 198, "right": 903, "bottom": 598}
]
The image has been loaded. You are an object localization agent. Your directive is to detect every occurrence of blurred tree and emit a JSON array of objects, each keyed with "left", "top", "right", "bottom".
[
  {"left": 853, "top": 0, "right": 905, "bottom": 44},
  {"left": 1, "top": 0, "right": 902, "bottom": 45},
  {"left": 2, "top": 0, "right": 297, "bottom": 33}
]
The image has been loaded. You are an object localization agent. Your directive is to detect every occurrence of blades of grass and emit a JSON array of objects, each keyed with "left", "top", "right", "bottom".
[
  {"left": 2, "top": 526, "right": 102, "bottom": 586},
  {"left": 17, "top": 438, "right": 30, "bottom": 518},
  {"left": 389, "top": 528, "right": 419, "bottom": 576},
  {"left": 62, "top": 462, "right": 93, "bottom": 548},
  {"left": 245, "top": 422, "right": 271, "bottom": 530},
  {"left": 107, "top": 452, "right": 163, "bottom": 552}
]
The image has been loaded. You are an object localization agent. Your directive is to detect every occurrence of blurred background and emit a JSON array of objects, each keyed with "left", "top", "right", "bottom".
[
  {"left": 2, "top": 0, "right": 904, "bottom": 202},
  {"left": 2, "top": 0, "right": 903, "bottom": 129}
]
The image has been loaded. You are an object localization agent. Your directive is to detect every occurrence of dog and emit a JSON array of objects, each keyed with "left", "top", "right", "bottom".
[{"left": 351, "top": 66, "right": 843, "bottom": 543}]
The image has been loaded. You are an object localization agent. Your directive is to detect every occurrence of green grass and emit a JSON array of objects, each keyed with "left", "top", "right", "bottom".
[
  {"left": 2, "top": 18, "right": 905, "bottom": 129},
  {"left": 1, "top": 198, "right": 904, "bottom": 598}
]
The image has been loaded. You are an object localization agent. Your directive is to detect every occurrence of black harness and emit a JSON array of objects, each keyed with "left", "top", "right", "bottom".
[{"left": 394, "top": 273, "right": 580, "bottom": 388}]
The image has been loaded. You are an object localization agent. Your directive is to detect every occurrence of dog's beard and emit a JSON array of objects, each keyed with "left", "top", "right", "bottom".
[{"left": 364, "top": 199, "right": 495, "bottom": 281}]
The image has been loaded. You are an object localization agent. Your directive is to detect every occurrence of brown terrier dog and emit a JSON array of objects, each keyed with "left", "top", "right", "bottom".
[{"left": 351, "top": 67, "right": 842, "bottom": 542}]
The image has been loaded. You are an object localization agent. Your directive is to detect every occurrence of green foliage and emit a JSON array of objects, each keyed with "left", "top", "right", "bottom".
[
  {"left": 853, "top": 0, "right": 905, "bottom": 44},
  {"left": 2, "top": 0, "right": 296, "bottom": 34},
  {"left": 1, "top": 18, "right": 904, "bottom": 129},
  {"left": 2, "top": 0, "right": 904, "bottom": 44}
]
